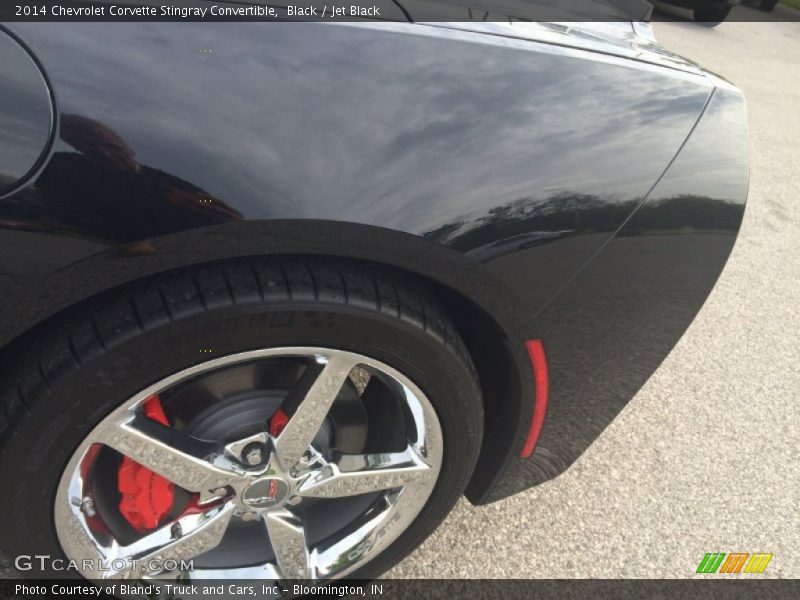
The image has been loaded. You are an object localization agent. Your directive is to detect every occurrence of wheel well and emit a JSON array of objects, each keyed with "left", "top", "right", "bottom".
[
  {"left": 0, "top": 254, "right": 523, "bottom": 491},
  {"left": 429, "top": 283, "right": 518, "bottom": 424}
]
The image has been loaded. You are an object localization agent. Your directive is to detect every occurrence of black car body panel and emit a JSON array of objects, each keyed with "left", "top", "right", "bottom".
[
  {"left": 0, "top": 29, "right": 53, "bottom": 196},
  {"left": 0, "top": 22, "right": 747, "bottom": 503},
  {"left": 480, "top": 83, "right": 748, "bottom": 500}
]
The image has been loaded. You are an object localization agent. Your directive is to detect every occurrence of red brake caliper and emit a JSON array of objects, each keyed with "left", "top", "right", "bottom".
[
  {"left": 117, "top": 395, "right": 175, "bottom": 532},
  {"left": 117, "top": 401, "right": 288, "bottom": 532},
  {"left": 269, "top": 408, "right": 289, "bottom": 437}
]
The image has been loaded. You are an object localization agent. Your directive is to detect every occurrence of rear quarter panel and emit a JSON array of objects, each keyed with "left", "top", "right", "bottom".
[
  {"left": 0, "top": 22, "right": 736, "bottom": 501},
  {"left": 484, "top": 83, "right": 748, "bottom": 501}
]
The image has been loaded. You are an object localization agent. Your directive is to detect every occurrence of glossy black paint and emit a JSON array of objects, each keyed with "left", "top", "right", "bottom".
[
  {"left": 0, "top": 29, "right": 53, "bottom": 195},
  {"left": 481, "top": 85, "right": 748, "bottom": 501},
  {"left": 0, "top": 22, "right": 747, "bottom": 503}
]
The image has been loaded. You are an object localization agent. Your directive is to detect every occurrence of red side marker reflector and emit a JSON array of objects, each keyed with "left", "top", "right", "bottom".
[{"left": 520, "top": 339, "right": 549, "bottom": 459}]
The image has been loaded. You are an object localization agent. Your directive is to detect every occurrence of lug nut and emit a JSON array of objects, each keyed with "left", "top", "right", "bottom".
[
  {"left": 241, "top": 443, "right": 266, "bottom": 467},
  {"left": 80, "top": 497, "right": 96, "bottom": 517}
]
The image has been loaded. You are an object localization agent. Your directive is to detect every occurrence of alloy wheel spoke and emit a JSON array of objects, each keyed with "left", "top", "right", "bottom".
[
  {"left": 265, "top": 510, "right": 312, "bottom": 580},
  {"left": 98, "top": 416, "right": 242, "bottom": 493},
  {"left": 110, "top": 503, "right": 235, "bottom": 578},
  {"left": 297, "top": 448, "right": 431, "bottom": 499},
  {"left": 273, "top": 354, "right": 357, "bottom": 469}
]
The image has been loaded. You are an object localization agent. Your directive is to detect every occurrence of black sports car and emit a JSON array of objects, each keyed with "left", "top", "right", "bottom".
[{"left": 0, "top": 13, "right": 748, "bottom": 583}]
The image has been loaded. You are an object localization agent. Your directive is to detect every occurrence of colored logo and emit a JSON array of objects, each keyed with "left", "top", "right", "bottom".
[
  {"left": 242, "top": 477, "right": 288, "bottom": 509},
  {"left": 696, "top": 552, "right": 773, "bottom": 574}
]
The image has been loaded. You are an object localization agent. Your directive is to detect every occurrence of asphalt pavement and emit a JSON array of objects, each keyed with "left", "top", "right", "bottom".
[{"left": 392, "top": 8, "right": 800, "bottom": 579}]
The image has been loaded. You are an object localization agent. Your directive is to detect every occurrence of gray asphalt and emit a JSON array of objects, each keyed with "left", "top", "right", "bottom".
[{"left": 391, "top": 10, "right": 800, "bottom": 578}]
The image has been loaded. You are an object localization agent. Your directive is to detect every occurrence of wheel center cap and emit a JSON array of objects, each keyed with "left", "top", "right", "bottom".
[{"left": 241, "top": 477, "right": 289, "bottom": 509}]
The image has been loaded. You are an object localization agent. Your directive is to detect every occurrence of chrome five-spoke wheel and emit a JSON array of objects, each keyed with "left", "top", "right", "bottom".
[
  {"left": 2, "top": 259, "right": 482, "bottom": 583},
  {"left": 55, "top": 348, "right": 443, "bottom": 580}
]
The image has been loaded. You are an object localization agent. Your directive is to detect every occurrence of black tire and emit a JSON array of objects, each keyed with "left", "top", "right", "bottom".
[
  {"left": 759, "top": 0, "right": 779, "bottom": 11},
  {"left": 0, "top": 257, "right": 483, "bottom": 579},
  {"left": 693, "top": 5, "right": 732, "bottom": 24}
]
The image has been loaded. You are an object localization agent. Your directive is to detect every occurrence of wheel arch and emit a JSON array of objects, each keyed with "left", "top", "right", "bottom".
[{"left": 0, "top": 219, "right": 535, "bottom": 504}]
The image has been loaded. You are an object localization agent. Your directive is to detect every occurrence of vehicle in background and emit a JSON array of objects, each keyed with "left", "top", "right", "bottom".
[{"left": 656, "top": 0, "right": 740, "bottom": 23}]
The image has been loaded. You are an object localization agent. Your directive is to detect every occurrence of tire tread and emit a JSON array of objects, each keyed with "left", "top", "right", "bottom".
[{"left": 0, "top": 257, "right": 479, "bottom": 443}]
